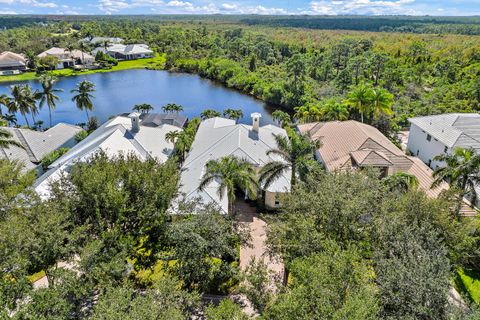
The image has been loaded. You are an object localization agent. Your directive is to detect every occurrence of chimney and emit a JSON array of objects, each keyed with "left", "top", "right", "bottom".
[
  {"left": 129, "top": 112, "right": 141, "bottom": 133},
  {"left": 251, "top": 112, "right": 262, "bottom": 133}
]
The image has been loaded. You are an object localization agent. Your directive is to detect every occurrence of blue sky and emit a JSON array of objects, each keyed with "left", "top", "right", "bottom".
[{"left": 0, "top": 0, "right": 479, "bottom": 16}]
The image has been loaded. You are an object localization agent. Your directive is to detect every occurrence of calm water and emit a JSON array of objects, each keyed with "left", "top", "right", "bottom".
[{"left": 0, "top": 69, "right": 277, "bottom": 127}]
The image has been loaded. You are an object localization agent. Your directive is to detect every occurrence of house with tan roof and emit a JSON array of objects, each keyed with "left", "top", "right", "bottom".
[
  {"left": 37, "top": 47, "right": 94, "bottom": 70},
  {"left": 298, "top": 121, "right": 453, "bottom": 199},
  {"left": 0, "top": 51, "right": 27, "bottom": 75}
]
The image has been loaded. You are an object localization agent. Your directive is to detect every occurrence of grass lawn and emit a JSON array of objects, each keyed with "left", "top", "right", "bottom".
[
  {"left": 454, "top": 267, "right": 480, "bottom": 305},
  {"left": 0, "top": 54, "right": 166, "bottom": 83}
]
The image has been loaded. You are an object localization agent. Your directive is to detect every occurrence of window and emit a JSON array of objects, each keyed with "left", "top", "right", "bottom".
[
  {"left": 444, "top": 146, "right": 448, "bottom": 153},
  {"left": 426, "top": 134, "right": 432, "bottom": 142},
  {"left": 275, "top": 200, "right": 280, "bottom": 206}
]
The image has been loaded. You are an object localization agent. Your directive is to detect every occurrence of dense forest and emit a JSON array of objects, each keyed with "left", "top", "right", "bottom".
[{"left": 1, "top": 17, "right": 480, "bottom": 139}]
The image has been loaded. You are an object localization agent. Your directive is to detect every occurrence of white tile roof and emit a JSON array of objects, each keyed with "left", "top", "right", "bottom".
[
  {"left": 34, "top": 115, "right": 181, "bottom": 198},
  {"left": 408, "top": 113, "right": 480, "bottom": 149},
  {"left": 94, "top": 44, "right": 153, "bottom": 56},
  {"left": 177, "top": 117, "right": 291, "bottom": 214},
  {"left": 38, "top": 47, "right": 93, "bottom": 61},
  {"left": 0, "top": 51, "right": 26, "bottom": 68},
  {"left": 0, "top": 123, "right": 82, "bottom": 171}
]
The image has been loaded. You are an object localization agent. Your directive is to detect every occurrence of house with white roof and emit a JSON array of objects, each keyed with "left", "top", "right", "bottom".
[
  {"left": 34, "top": 113, "right": 182, "bottom": 199},
  {"left": 81, "top": 37, "right": 124, "bottom": 46},
  {"left": 37, "top": 47, "right": 94, "bottom": 69},
  {"left": 0, "top": 51, "right": 27, "bottom": 75},
  {"left": 407, "top": 113, "right": 480, "bottom": 170},
  {"left": 92, "top": 44, "right": 154, "bottom": 61},
  {"left": 176, "top": 113, "right": 291, "bottom": 214},
  {"left": 0, "top": 123, "right": 82, "bottom": 172}
]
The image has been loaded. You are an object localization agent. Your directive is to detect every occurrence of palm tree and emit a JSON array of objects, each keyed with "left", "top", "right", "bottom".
[
  {"left": 199, "top": 156, "right": 258, "bottom": 214},
  {"left": 320, "top": 99, "right": 349, "bottom": 121},
  {"left": 65, "top": 43, "right": 77, "bottom": 67},
  {"left": 432, "top": 147, "right": 480, "bottom": 206},
  {"left": 165, "top": 130, "right": 182, "bottom": 144},
  {"left": 200, "top": 109, "right": 221, "bottom": 120},
  {"left": 368, "top": 87, "right": 393, "bottom": 118},
  {"left": 162, "top": 103, "right": 183, "bottom": 114},
  {"left": 294, "top": 104, "right": 321, "bottom": 123},
  {"left": 223, "top": 108, "right": 244, "bottom": 122},
  {"left": 133, "top": 103, "right": 154, "bottom": 114},
  {"left": 174, "top": 132, "right": 193, "bottom": 163},
  {"left": 384, "top": 172, "right": 419, "bottom": 193},
  {"left": 34, "top": 120, "right": 44, "bottom": 131},
  {"left": 0, "top": 128, "right": 23, "bottom": 149},
  {"left": 38, "top": 75, "right": 63, "bottom": 128},
  {"left": 25, "top": 50, "right": 37, "bottom": 71},
  {"left": 7, "top": 84, "right": 38, "bottom": 128},
  {"left": 271, "top": 110, "right": 292, "bottom": 128},
  {"left": 71, "top": 80, "right": 96, "bottom": 121},
  {"left": 0, "top": 93, "right": 9, "bottom": 116},
  {"left": 259, "top": 132, "right": 320, "bottom": 188},
  {"left": 346, "top": 83, "right": 372, "bottom": 123},
  {"left": 2, "top": 114, "right": 17, "bottom": 127}
]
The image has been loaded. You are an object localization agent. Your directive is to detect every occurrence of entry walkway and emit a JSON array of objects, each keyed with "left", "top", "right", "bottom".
[{"left": 235, "top": 200, "right": 284, "bottom": 284}]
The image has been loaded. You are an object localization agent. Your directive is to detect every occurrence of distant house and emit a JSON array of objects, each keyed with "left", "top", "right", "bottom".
[
  {"left": 298, "top": 120, "right": 477, "bottom": 216},
  {"left": 407, "top": 113, "right": 480, "bottom": 170},
  {"left": 175, "top": 113, "right": 291, "bottom": 214},
  {"left": 0, "top": 51, "right": 27, "bottom": 75},
  {"left": 34, "top": 113, "right": 182, "bottom": 198},
  {"left": 92, "top": 44, "right": 154, "bottom": 61},
  {"left": 81, "top": 37, "right": 124, "bottom": 46},
  {"left": 37, "top": 47, "right": 94, "bottom": 69},
  {"left": 0, "top": 123, "right": 82, "bottom": 172}
]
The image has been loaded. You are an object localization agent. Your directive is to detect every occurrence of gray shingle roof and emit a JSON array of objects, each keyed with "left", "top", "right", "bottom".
[
  {"left": 140, "top": 113, "right": 187, "bottom": 128},
  {"left": 408, "top": 113, "right": 480, "bottom": 149},
  {"left": 0, "top": 123, "right": 82, "bottom": 170}
]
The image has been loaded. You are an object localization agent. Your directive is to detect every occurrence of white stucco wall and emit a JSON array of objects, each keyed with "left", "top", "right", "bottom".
[{"left": 407, "top": 123, "right": 448, "bottom": 169}]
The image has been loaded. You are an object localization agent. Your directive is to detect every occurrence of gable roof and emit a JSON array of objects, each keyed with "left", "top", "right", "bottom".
[
  {"left": 0, "top": 51, "right": 26, "bottom": 67},
  {"left": 350, "top": 149, "right": 393, "bottom": 167},
  {"left": 297, "top": 120, "right": 452, "bottom": 199},
  {"left": 0, "top": 123, "right": 82, "bottom": 171},
  {"left": 408, "top": 113, "right": 480, "bottom": 149},
  {"left": 38, "top": 47, "right": 93, "bottom": 61},
  {"left": 102, "top": 44, "right": 153, "bottom": 55},
  {"left": 34, "top": 115, "right": 181, "bottom": 198},
  {"left": 298, "top": 120, "right": 404, "bottom": 171},
  {"left": 177, "top": 117, "right": 291, "bottom": 214}
]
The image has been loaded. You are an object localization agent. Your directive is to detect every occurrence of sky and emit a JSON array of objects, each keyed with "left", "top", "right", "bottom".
[{"left": 0, "top": 0, "right": 479, "bottom": 16}]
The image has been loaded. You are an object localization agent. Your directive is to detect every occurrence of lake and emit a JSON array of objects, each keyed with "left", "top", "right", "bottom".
[{"left": 0, "top": 69, "right": 277, "bottom": 127}]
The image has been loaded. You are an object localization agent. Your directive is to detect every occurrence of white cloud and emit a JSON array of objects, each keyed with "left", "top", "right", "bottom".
[
  {"left": 309, "top": 0, "right": 417, "bottom": 15},
  {"left": 0, "top": 8, "right": 17, "bottom": 14},
  {"left": 0, "top": 0, "right": 58, "bottom": 7}
]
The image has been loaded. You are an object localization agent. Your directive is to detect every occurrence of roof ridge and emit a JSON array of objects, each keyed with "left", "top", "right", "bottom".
[
  {"left": 183, "top": 125, "right": 240, "bottom": 166},
  {"left": 14, "top": 128, "right": 38, "bottom": 162}
]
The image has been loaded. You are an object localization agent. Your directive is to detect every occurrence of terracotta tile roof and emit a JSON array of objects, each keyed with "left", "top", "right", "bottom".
[{"left": 298, "top": 120, "right": 477, "bottom": 216}]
